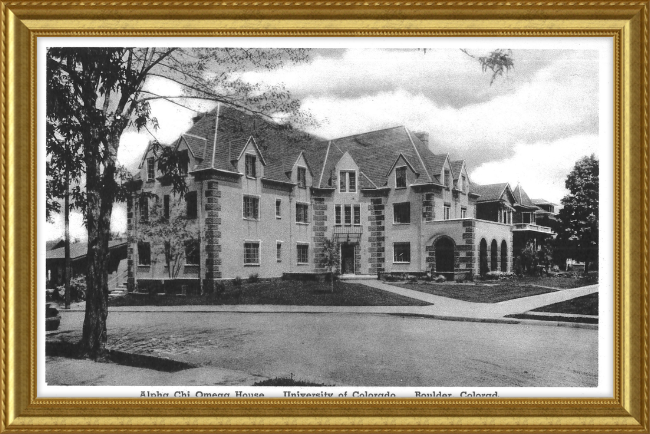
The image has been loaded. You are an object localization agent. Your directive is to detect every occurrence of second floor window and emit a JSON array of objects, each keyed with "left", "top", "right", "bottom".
[
  {"left": 147, "top": 157, "right": 155, "bottom": 181},
  {"left": 396, "top": 166, "right": 407, "bottom": 188},
  {"left": 335, "top": 205, "right": 342, "bottom": 226},
  {"left": 444, "top": 204, "right": 451, "bottom": 220},
  {"left": 243, "top": 196, "right": 259, "bottom": 220},
  {"left": 185, "top": 191, "right": 197, "bottom": 219},
  {"left": 393, "top": 202, "right": 410, "bottom": 224},
  {"left": 339, "top": 171, "right": 356, "bottom": 193},
  {"left": 354, "top": 205, "right": 361, "bottom": 225},
  {"left": 139, "top": 196, "right": 149, "bottom": 222},
  {"left": 297, "top": 167, "right": 307, "bottom": 188},
  {"left": 296, "top": 203, "right": 309, "bottom": 223},
  {"left": 245, "top": 154, "right": 257, "bottom": 178},
  {"left": 275, "top": 199, "right": 282, "bottom": 218},
  {"left": 163, "top": 195, "right": 170, "bottom": 220},
  {"left": 461, "top": 207, "right": 467, "bottom": 219},
  {"left": 344, "top": 205, "right": 352, "bottom": 225}
]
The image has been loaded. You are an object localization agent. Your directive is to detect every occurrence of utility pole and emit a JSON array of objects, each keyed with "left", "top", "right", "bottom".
[{"left": 64, "top": 162, "right": 71, "bottom": 309}]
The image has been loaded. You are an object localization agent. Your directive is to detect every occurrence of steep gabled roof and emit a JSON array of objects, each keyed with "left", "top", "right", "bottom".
[
  {"left": 181, "top": 134, "right": 207, "bottom": 160},
  {"left": 512, "top": 184, "right": 539, "bottom": 208},
  {"left": 315, "top": 126, "right": 430, "bottom": 188},
  {"left": 532, "top": 198, "right": 558, "bottom": 207},
  {"left": 473, "top": 183, "right": 511, "bottom": 202},
  {"left": 450, "top": 160, "right": 465, "bottom": 179}
]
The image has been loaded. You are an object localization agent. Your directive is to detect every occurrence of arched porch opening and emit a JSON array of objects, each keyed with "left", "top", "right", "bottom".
[
  {"left": 479, "top": 238, "right": 488, "bottom": 277},
  {"left": 490, "top": 239, "right": 498, "bottom": 271},
  {"left": 500, "top": 240, "right": 508, "bottom": 272}
]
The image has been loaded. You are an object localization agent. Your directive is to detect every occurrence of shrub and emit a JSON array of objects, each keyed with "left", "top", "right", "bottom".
[
  {"left": 485, "top": 271, "right": 515, "bottom": 280},
  {"left": 232, "top": 276, "right": 243, "bottom": 287},
  {"left": 407, "top": 275, "right": 418, "bottom": 283},
  {"left": 434, "top": 275, "right": 446, "bottom": 283},
  {"left": 248, "top": 273, "right": 259, "bottom": 283},
  {"left": 54, "top": 276, "right": 87, "bottom": 302}
]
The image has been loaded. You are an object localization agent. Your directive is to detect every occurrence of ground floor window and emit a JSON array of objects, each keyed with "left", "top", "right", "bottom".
[
  {"left": 244, "top": 242, "right": 260, "bottom": 265},
  {"left": 185, "top": 240, "right": 199, "bottom": 265},
  {"left": 297, "top": 244, "right": 309, "bottom": 264},
  {"left": 138, "top": 242, "right": 151, "bottom": 265},
  {"left": 393, "top": 242, "right": 411, "bottom": 263},
  {"left": 277, "top": 242, "right": 282, "bottom": 262}
]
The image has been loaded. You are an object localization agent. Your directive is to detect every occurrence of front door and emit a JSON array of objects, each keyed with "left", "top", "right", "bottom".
[{"left": 341, "top": 244, "right": 355, "bottom": 275}]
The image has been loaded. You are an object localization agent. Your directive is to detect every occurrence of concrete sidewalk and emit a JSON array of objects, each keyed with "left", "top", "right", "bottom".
[{"left": 63, "top": 281, "right": 598, "bottom": 329}]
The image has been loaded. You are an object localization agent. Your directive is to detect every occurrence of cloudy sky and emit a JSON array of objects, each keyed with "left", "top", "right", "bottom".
[{"left": 46, "top": 47, "right": 600, "bottom": 241}]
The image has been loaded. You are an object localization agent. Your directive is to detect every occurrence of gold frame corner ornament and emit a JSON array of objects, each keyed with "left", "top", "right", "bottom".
[{"left": 2, "top": 2, "right": 649, "bottom": 432}]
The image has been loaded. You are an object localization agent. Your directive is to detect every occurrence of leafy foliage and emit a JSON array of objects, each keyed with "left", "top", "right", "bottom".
[
  {"left": 46, "top": 47, "right": 315, "bottom": 357},
  {"left": 460, "top": 48, "right": 515, "bottom": 85},
  {"left": 137, "top": 199, "right": 198, "bottom": 280},
  {"left": 555, "top": 155, "right": 599, "bottom": 273},
  {"left": 318, "top": 238, "right": 340, "bottom": 293}
]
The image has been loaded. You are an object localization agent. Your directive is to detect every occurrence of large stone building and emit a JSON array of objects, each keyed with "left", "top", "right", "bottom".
[{"left": 126, "top": 104, "right": 553, "bottom": 291}]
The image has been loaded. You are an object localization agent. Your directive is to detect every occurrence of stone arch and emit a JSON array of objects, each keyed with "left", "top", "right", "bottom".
[
  {"left": 479, "top": 238, "right": 489, "bottom": 276},
  {"left": 490, "top": 239, "right": 498, "bottom": 271},
  {"left": 500, "top": 239, "right": 508, "bottom": 272},
  {"left": 434, "top": 236, "right": 455, "bottom": 276}
]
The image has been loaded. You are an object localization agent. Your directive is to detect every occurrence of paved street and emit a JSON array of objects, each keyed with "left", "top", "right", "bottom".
[{"left": 49, "top": 310, "right": 598, "bottom": 387}]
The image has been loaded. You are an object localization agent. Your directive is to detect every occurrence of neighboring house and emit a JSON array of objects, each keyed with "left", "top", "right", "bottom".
[
  {"left": 46, "top": 240, "right": 128, "bottom": 289},
  {"left": 127, "top": 104, "right": 535, "bottom": 291},
  {"left": 473, "top": 183, "right": 556, "bottom": 269}
]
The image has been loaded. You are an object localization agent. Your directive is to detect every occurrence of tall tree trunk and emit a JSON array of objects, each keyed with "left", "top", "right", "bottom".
[{"left": 79, "top": 132, "right": 117, "bottom": 359}]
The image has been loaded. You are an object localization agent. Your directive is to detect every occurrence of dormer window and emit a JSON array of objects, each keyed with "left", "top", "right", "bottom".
[
  {"left": 245, "top": 154, "right": 257, "bottom": 178},
  {"left": 297, "top": 167, "right": 307, "bottom": 189},
  {"left": 178, "top": 150, "right": 189, "bottom": 176},
  {"left": 395, "top": 166, "right": 407, "bottom": 189},
  {"left": 147, "top": 157, "right": 155, "bottom": 181},
  {"left": 445, "top": 169, "right": 452, "bottom": 189},
  {"left": 461, "top": 175, "right": 467, "bottom": 192},
  {"left": 339, "top": 171, "right": 356, "bottom": 193}
]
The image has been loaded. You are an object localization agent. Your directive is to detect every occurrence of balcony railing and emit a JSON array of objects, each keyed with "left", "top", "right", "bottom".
[
  {"left": 512, "top": 223, "right": 553, "bottom": 233},
  {"left": 333, "top": 225, "right": 363, "bottom": 242}
]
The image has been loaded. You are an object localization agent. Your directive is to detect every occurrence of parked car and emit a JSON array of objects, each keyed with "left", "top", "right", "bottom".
[{"left": 46, "top": 302, "right": 60, "bottom": 331}]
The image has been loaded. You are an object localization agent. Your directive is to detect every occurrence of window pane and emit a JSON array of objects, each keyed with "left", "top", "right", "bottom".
[
  {"left": 396, "top": 167, "right": 406, "bottom": 188},
  {"left": 147, "top": 158, "right": 155, "bottom": 180},
  {"left": 335, "top": 205, "right": 341, "bottom": 225},
  {"left": 298, "top": 167, "right": 306, "bottom": 188},
  {"left": 349, "top": 172, "right": 356, "bottom": 192},
  {"left": 245, "top": 154, "right": 256, "bottom": 177},
  {"left": 394, "top": 202, "right": 410, "bottom": 224},
  {"left": 393, "top": 243, "right": 410, "bottom": 263},
  {"left": 185, "top": 191, "right": 197, "bottom": 219},
  {"left": 297, "top": 245, "right": 309, "bottom": 263},
  {"left": 339, "top": 172, "right": 346, "bottom": 192},
  {"left": 276, "top": 199, "right": 281, "bottom": 217},
  {"left": 277, "top": 243, "right": 282, "bottom": 262},
  {"left": 138, "top": 242, "right": 151, "bottom": 265},
  {"left": 185, "top": 240, "right": 199, "bottom": 265},
  {"left": 354, "top": 205, "right": 360, "bottom": 225},
  {"left": 344, "top": 205, "right": 351, "bottom": 225},
  {"left": 244, "top": 242, "right": 260, "bottom": 264}
]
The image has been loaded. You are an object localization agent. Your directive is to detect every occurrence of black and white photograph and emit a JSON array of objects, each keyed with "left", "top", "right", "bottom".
[{"left": 41, "top": 40, "right": 609, "bottom": 397}]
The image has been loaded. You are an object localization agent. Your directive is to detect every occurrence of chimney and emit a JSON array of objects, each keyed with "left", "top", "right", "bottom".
[{"left": 413, "top": 131, "right": 430, "bottom": 148}]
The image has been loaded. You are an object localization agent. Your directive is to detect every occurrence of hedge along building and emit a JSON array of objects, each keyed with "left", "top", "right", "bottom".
[{"left": 126, "top": 104, "right": 514, "bottom": 292}]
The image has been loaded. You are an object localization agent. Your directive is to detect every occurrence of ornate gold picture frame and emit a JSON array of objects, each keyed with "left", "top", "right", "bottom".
[{"left": 2, "top": 2, "right": 648, "bottom": 432}]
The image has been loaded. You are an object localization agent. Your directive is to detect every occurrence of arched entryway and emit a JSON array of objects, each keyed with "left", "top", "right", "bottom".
[
  {"left": 500, "top": 240, "right": 508, "bottom": 272},
  {"left": 490, "top": 240, "right": 498, "bottom": 271},
  {"left": 479, "top": 238, "right": 488, "bottom": 276},
  {"left": 434, "top": 237, "right": 455, "bottom": 279}
]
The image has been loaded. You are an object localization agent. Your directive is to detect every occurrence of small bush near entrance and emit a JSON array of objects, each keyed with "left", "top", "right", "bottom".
[
  {"left": 484, "top": 271, "right": 515, "bottom": 280},
  {"left": 248, "top": 273, "right": 259, "bottom": 284}
]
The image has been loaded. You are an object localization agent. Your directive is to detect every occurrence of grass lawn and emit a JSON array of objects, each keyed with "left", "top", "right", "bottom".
[
  {"left": 392, "top": 281, "right": 558, "bottom": 303},
  {"left": 515, "top": 276, "right": 595, "bottom": 289},
  {"left": 109, "top": 280, "right": 430, "bottom": 307},
  {"left": 505, "top": 313, "right": 598, "bottom": 324},
  {"left": 531, "top": 293, "right": 598, "bottom": 315}
]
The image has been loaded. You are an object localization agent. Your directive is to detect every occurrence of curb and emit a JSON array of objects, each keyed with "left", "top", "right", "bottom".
[
  {"left": 388, "top": 312, "right": 598, "bottom": 330},
  {"left": 62, "top": 307, "right": 598, "bottom": 330}
]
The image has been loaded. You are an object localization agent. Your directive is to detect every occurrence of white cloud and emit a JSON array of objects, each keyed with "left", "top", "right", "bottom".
[{"left": 469, "top": 134, "right": 599, "bottom": 204}]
